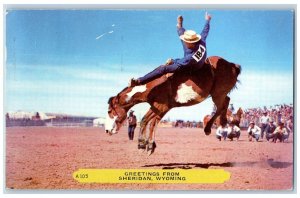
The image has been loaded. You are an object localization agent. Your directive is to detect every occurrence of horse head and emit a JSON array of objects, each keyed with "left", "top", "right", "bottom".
[{"left": 105, "top": 95, "right": 128, "bottom": 135}]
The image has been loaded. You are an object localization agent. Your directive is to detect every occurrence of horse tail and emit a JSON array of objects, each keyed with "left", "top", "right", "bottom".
[
  {"left": 234, "top": 64, "right": 242, "bottom": 76},
  {"left": 231, "top": 63, "right": 242, "bottom": 91}
]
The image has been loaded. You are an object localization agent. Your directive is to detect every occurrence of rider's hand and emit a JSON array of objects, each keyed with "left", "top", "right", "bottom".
[
  {"left": 205, "top": 12, "right": 212, "bottom": 21},
  {"left": 177, "top": 15, "right": 183, "bottom": 28},
  {"left": 165, "top": 58, "right": 174, "bottom": 65}
]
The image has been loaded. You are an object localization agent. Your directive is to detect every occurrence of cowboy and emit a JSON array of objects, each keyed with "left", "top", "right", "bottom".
[
  {"left": 216, "top": 123, "right": 228, "bottom": 141},
  {"left": 273, "top": 122, "right": 288, "bottom": 143},
  {"left": 211, "top": 104, "right": 217, "bottom": 116},
  {"left": 129, "top": 12, "right": 212, "bottom": 87},
  {"left": 228, "top": 104, "right": 235, "bottom": 114},
  {"left": 265, "top": 118, "right": 277, "bottom": 142},
  {"left": 127, "top": 110, "right": 137, "bottom": 140},
  {"left": 247, "top": 121, "right": 261, "bottom": 142},
  {"left": 260, "top": 111, "right": 270, "bottom": 139},
  {"left": 227, "top": 121, "right": 241, "bottom": 141}
]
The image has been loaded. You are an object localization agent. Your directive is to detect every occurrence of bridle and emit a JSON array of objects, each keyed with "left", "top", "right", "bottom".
[
  {"left": 108, "top": 95, "right": 124, "bottom": 124},
  {"left": 108, "top": 94, "right": 134, "bottom": 124},
  {"left": 109, "top": 102, "right": 120, "bottom": 121}
]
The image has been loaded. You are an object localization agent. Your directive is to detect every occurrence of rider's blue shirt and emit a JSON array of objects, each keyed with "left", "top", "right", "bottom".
[
  {"left": 172, "top": 20, "right": 210, "bottom": 70},
  {"left": 137, "top": 20, "right": 210, "bottom": 84}
]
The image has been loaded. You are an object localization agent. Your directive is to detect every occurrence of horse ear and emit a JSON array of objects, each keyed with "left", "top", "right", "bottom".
[
  {"left": 115, "top": 95, "right": 120, "bottom": 103},
  {"left": 108, "top": 97, "right": 113, "bottom": 104}
]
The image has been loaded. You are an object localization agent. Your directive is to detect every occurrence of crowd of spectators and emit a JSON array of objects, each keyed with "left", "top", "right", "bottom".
[{"left": 240, "top": 104, "right": 293, "bottom": 131}]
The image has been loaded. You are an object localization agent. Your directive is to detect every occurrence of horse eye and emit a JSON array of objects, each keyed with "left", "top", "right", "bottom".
[{"left": 108, "top": 110, "right": 112, "bottom": 113}]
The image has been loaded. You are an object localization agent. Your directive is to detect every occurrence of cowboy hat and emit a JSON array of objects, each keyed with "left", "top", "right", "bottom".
[{"left": 179, "top": 30, "right": 201, "bottom": 43}]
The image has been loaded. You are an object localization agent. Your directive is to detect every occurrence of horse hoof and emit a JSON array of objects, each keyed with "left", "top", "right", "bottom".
[
  {"left": 204, "top": 128, "right": 211, "bottom": 136},
  {"left": 138, "top": 144, "right": 146, "bottom": 150},
  {"left": 146, "top": 142, "right": 156, "bottom": 156}
]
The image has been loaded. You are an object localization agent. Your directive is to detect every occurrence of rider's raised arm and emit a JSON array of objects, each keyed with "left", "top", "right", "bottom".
[
  {"left": 200, "top": 12, "right": 211, "bottom": 42},
  {"left": 176, "top": 15, "right": 185, "bottom": 36},
  {"left": 176, "top": 15, "right": 187, "bottom": 52}
]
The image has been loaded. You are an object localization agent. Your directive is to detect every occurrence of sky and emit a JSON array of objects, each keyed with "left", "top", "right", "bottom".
[{"left": 5, "top": 9, "right": 294, "bottom": 121}]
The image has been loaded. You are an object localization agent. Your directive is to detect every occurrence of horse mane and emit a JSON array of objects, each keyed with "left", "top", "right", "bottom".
[
  {"left": 119, "top": 86, "right": 129, "bottom": 94},
  {"left": 107, "top": 86, "right": 130, "bottom": 104}
]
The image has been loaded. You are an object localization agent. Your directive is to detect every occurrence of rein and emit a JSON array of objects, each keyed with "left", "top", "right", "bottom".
[{"left": 109, "top": 94, "right": 133, "bottom": 122}]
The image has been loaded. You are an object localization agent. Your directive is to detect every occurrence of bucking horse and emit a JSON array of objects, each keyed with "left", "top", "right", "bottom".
[{"left": 105, "top": 56, "right": 241, "bottom": 155}]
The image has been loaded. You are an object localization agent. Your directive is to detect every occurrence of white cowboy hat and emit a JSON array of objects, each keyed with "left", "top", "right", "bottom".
[{"left": 179, "top": 30, "right": 201, "bottom": 43}]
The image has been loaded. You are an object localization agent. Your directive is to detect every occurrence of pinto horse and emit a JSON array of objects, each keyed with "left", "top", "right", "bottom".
[
  {"left": 105, "top": 56, "right": 241, "bottom": 155},
  {"left": 203, "top": 107, "right": 244, "bottom": 128}
]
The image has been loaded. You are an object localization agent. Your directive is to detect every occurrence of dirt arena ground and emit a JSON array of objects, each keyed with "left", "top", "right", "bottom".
[{"left": 6, "top": 126, "right": 294, "bottom": 191}]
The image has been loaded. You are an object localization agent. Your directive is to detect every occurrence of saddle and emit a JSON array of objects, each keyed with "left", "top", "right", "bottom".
[{"left": 163, "top": 57, "right": 213, "bottom": 79}]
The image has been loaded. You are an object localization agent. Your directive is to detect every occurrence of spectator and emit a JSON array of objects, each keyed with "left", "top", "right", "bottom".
[
  {"left": 260, "top": 111, "right": 270, "bottom": 140},
  {"left": 127, "top": 110, "right": 137, "bottom": 140},
  {"left": 273, "top": 122, "right": 289, "bottom": 143},
  {"left": 227, "top": 121, "right": 241, "bottom": 141},
  {"left": 211, "top": 104, "right": 217, "bottom": 116},
  {"left": 286, "top": 116, "right": 293, "bottom": 134},
  {"left": 216, "top": 124, "right": 228, "bottom": 141},
  {"left": 247, "top": 121, "right": 261, "bottom": 142},
  {"left": 229, "top": 104, "right": 235, "bottom": 114},
  {"left": 265, "top": 119, "right": 277, "bottom": 142}
]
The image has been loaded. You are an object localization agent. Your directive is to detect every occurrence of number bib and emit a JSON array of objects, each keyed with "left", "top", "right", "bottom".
[{"left": 192, "top": 45, "right": 206, "bottom": 62}]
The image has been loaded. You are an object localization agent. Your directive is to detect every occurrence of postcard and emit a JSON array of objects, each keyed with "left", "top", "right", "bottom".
[{"left": 5, "top": 7, "right": 294, "bottom": 191}]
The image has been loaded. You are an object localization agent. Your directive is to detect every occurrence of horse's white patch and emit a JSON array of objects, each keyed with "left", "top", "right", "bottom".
[
  {"left": 176, "top": 83, "right": 199, "bottom": 103},
  {"left": 105, "top": 114, "right": 117, "bottom": 132},
  {"left": 126, "top": 85, "right": 147, "bottom": 102}
]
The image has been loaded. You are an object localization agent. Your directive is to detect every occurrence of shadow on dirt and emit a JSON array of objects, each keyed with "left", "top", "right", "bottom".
[
  {"left": 142, "top": 162, "right": 234, "bottom": 169},
  {"left": 267, "top": 159, "right": 293, "bottom": 168},
  {"left": 142, "top": 159, "right": 292, "bottom": 169}
]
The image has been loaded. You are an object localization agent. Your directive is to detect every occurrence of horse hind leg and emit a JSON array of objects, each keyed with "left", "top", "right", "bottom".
[
  {"left": 219, "top": 96, "right": 230, "bottom": 126},
  {"left": 204, "top": 96, "right": 230, "bottom": 135}
]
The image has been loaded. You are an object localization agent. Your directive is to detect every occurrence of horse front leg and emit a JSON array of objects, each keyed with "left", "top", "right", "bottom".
[
  {"left": 204, "top": 96, "right": 230, "bottom": 135},
  {"left": 146, "top": 116, "right": 160, "bottom": 156},
  {"left": 138, "top": 109, "right": 156, "bottom": 150},
  {"left": 146, "top": 107, "right": 168, "bottom": 156}
]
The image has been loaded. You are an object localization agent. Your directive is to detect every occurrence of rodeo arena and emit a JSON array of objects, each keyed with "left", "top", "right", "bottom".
[{"left": 5, "top": 103, "right": 294, "bottom": 190}]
